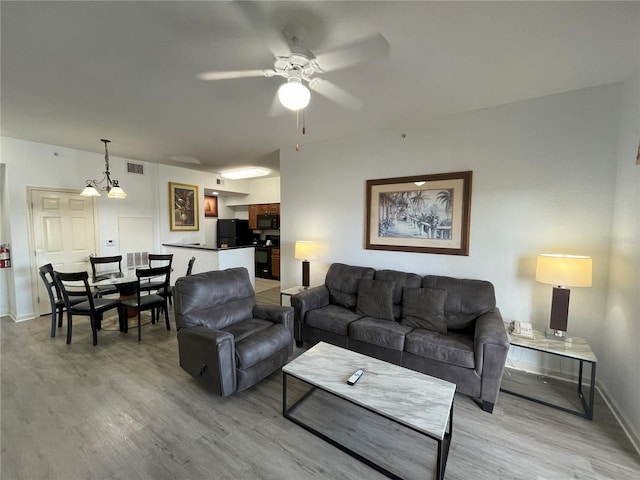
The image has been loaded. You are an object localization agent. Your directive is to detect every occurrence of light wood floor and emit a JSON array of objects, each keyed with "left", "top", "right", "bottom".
[{"left": 1, "top": 289, "right": 638, "bottom": 480}]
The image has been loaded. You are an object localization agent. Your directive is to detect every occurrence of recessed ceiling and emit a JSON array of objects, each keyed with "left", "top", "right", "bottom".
[{"left": 1, "top": 1, "right": 638, "bottom": 176}]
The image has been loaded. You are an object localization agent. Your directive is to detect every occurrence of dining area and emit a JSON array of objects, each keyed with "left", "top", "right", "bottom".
[{"left": 38, "top": 254, "right": 195, "bottom": 346}]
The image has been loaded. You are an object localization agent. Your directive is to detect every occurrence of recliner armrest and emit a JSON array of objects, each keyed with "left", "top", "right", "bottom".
[
  {"left": 473, "top": 308, "right": 509, "bottom": 374},
  {"left": 253, "top": 304, "right": 294, "bottom": 333},
  {"left": 176, "top": 326, "right": 237, "bottom": 396},
  {"left": 290, "top": 286, "right": 330, "bottom": 341}
]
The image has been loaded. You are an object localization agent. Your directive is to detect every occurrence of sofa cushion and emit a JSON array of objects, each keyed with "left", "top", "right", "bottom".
[
  {"left": 325, "top": 263, "right": 376, "bottom": 309},
  {"left": 234, "top": 323, "right": 291, "bottom": 369},
  {"left": 355, "top": 279, "right": 395, "bottom": 321},
  {"left": 400, "top": 287, "right": 448, "bottom": 335},
  {"left": 349, "top": 318, "right": 414, "bottom": 351},
  {"left": 306, "top": 304, "right": 363, "bottom": 335},
  {"left": 221, "top": 318, "right": 272, "bottom": 343},
  {"left": 422, "top": 275, "right": 496, "bottom": 331},
  {"left": 374, "top": 270, "right": 422, "bottom": 319},
  {"left": 404, "top": 329, "right": 475, "bottom": 368}
]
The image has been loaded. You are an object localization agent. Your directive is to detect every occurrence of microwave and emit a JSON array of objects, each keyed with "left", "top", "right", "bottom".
[{"left": 257, "top": 214, "right": 279, "bottom": 230}]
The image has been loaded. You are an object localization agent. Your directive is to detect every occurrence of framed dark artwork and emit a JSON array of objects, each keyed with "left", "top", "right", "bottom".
[
  {"left": 365, "top": 171, "right": 472, "bottom": 255},
  {"left": 204, "top": 195, "right": 218, "bottom": 218},
  {"left": 169, "top": 182, "right": 199, "bottom": 231}
]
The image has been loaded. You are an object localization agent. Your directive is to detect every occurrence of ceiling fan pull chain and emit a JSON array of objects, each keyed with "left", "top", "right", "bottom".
[
  {"left": 295, "top": 110, "right": 300, "bottom": 152},
  {"left": 302, "top": 108, "right": 306, "bottom": 135}
]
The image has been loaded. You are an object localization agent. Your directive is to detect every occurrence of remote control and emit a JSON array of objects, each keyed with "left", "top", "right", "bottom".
[{"left": 347, "top": 369, "right": 364, "bottom": 385}]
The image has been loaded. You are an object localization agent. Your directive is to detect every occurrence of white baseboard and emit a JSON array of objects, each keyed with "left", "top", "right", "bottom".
[{"left": 597, "top": 382, "right": 640, "bottom": 456}]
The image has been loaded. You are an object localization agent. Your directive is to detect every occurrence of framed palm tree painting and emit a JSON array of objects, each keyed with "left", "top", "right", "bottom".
[{"left": 365, "top": 171, "right": 472, "bottom": 255}]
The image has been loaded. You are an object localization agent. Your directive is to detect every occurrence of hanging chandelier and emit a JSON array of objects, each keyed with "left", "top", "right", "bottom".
[{"left": 81, "top": 139, "right": 127, "bottom": 199}]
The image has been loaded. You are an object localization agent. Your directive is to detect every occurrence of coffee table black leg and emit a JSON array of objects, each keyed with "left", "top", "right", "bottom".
[{"left": 436, "top": 399, "right": 453, "bottom": 480}]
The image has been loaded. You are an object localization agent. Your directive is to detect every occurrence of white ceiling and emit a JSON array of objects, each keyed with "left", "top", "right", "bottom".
[{"left": 1, "top": 1, "right": 638, "bottom": 176}]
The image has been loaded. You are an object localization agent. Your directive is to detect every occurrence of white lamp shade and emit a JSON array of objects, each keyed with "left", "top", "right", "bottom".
[
  {"left": 278, "top": 80, "right": 311, "bottom": 111},
  {"left": 107, "top": 186, "right": 127, "bottom": 199},
  {"left": 81, "top": 185, "right": 101, "bottom": 197},
  {"left": 535, "top": 254, "right": 592, "bottom": 287},
  {"left": 295, "top": 241, "right": 317, "bottom": 260}
]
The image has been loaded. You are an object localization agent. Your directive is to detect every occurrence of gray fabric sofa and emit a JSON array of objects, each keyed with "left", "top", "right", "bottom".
[
  {"left": 173, "top": 267, "right": 294, "bottom": 396},
  {"left": 291, "top": 263, "right": 509, "bottom": 413}
]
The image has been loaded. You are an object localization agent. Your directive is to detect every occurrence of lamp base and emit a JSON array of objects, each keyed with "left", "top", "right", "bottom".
[
  {"left": 544, "top": 328, "right": 573, "bottom": 344},
  {"left": 301, "top": 260, "right": 310, "bottom": 289}
]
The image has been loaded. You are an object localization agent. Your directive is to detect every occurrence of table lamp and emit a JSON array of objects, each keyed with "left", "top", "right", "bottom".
[
  {"left": 294, "top": 241, "right": 317, "bottom": 289},
  {"left": 535, "top": 254, "right": 592, "bottom": 341}
]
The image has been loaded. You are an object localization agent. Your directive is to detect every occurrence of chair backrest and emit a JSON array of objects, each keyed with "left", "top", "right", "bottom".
[
  {"left": 53, "top": 270, "right": 95, "bottom": 311},
  {"left": 90, "top": 255, "right": 123, "bottom": 280},
  {"left": 38, "top": 263, "right": 60, "bottom": 308},
  {"left": 149, "top": 253, "right": 173, "bottom": 268},
  {"left": 136, "top": 265, "right": 171, "bottom": 299},
  {"left": 186, "top": 256, "right": 196, "bottom": 276},
  {"left": 174, "top": 267, "right": 255, "bottom": 331}
]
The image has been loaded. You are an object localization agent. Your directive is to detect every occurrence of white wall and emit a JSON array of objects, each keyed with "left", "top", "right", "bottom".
[
  {"left": 0, "top": 137, "right": 247, "bottom": 321},
  {"left": 225, "top": 176, "right": 281, "bottom": 206},
  {"left": 602, "top": 70, "right": 640, "bottom": 448},
  {"left": 280, "top": 83, "right": 638, "bottom": 438}
]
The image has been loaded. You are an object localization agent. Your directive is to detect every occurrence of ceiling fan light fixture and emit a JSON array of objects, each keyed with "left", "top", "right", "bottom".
[
  {"left": 278, "top": 78, "right": 310, "bottom": 111},
  {"left": 220, "top": 167, "right": 270, "bottom": 180}
]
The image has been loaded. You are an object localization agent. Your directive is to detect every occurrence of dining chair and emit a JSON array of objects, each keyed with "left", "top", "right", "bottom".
[
  {"left": 121, "top": 265, "right": 172, "bottom": 341},
  {"left": 159, "top": 256, "right": 195, "bottom": 308},
  {"left": 89, "top": 255, "right": 123, "bottom": 297},
  {"left": 53, "top": 270, "right": 124, "bottom": 345},
  {"left": 139, "top": 253, "right": 173, "bottom": 295},
  {"left": 38, "top": 263, "right": 86, "bottom": 337}
]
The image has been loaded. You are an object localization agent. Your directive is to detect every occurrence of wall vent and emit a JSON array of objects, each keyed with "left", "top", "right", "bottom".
[
  {"left": 216, "top": 178, "right": 224, "bottom": 185},
  {"left": 127, "top": 162, "right": 144, "bottom": 175},
  {"left": 126, "top": 251, "right": 148, "bottom": 269}
]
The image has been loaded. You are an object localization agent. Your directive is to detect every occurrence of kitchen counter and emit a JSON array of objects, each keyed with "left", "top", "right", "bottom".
[
  {"left": 162, "top": 243, "right": 253, "bottom": 251},
  {"left": 162, "top": 243, "right": 255, "bottom": 286}
]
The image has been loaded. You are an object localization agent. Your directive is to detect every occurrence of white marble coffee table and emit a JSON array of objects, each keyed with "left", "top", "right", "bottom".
[{"left": 282, "top": 342, "right": 456, "bottom": 480}]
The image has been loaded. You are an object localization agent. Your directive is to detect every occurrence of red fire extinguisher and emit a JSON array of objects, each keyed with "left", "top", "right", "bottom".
[{"left": 0, "top": 244, "right": 11, "bottom": 268}]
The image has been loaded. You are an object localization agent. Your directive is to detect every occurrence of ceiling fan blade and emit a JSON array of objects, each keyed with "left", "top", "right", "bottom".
[
  {"left": 233, "top": 1, "right": 292, "bottom": 57},
  {"left": 308, "top": 78, "right": 362, "bottom": 110},
  {"left": 198, "top": 69, "right": 276, "bottom": 81},
  {"left": 313, "top": 33, "right": 390, "bottom": 73}
]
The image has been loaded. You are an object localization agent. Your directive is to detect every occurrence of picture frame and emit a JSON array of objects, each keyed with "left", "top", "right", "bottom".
[
  {"left": 203, "top": 195, "right": 218, "bottom": 218},
  {"left": 169, "top": 182, "right": 199, "bottom": 231},
  {"left": 365, "top": 171, "right": 472, "bottom": 256}
]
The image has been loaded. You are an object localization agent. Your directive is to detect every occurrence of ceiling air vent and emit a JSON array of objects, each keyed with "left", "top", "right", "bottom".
[{"left": 127, "top": 162, "right": 144, "bottom": 175}]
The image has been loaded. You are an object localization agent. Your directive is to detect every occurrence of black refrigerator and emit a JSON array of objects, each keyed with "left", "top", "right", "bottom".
[{"left": 217, "top": 219, "right": 253, "bottom": 248}]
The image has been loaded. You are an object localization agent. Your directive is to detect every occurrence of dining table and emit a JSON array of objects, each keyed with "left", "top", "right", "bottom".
[{"left": 90, "top": 269, "right": 141, "bottom": 318}]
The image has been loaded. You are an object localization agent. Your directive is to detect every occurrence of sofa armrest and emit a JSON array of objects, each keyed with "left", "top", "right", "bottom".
[
  {"left": 253, "top": 304, "right": 294, "bottom": 334},
  {"left": 474, "top": 308, "right": 510, "bottom": 408},
  {"left": 290, "top": 285, "right": 330, "bottom": 341},
  {"left": 176, "top": 326, "right": 237, "bottom": 396},
  {"left": 474, "top": 308, "right": 510, "bottom": 373}
]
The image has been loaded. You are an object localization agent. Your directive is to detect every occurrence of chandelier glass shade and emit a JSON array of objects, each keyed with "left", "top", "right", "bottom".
[
  {"left": 81, "top": 139, "right": 127, "bottom": 199},
  {"left": 278, "top": 77, "right": 310, "bottom": 111}
]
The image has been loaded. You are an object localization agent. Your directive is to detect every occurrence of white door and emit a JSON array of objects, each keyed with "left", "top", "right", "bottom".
[{"left": 31, "top": 189, "right": 98, "bottom": 316}]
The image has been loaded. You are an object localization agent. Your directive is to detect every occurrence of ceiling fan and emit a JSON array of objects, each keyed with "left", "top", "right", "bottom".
[{"left": 198, "top": 23, "right": 390, "bottom": 114}]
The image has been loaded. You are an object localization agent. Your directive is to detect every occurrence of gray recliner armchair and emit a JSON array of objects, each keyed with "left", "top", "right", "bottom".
[{"left": 173, "top": 267, "right": 294, "bottom": 396}]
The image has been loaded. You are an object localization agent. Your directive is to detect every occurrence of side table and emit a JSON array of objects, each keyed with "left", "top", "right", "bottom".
[
  {"left": 279, "top": 285, "right": 307, "bottom": 306},
  {"left": 501, "top": 328, "right": 597, "bottom": 420}
]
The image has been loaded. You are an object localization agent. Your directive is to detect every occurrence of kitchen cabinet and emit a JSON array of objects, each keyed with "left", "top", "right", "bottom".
[
  {"left": 271, "top": 248, "right": 280, "bottom": 280},
  {"left": 248, "top": 203, "right": 280, "bottom": 230},
  {"left": 248, "top": 205, "right": 260, "bottom": 229}
]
